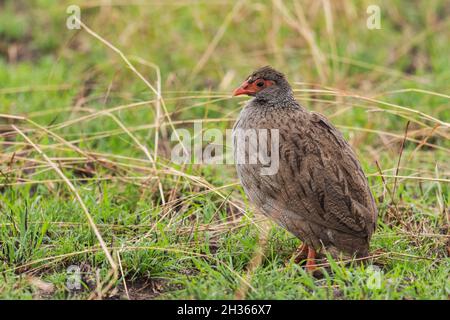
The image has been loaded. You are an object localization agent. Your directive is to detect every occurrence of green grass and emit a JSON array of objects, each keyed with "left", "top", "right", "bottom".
[{"left": 0, "top": 0, "right": 449, "bottom": 299}]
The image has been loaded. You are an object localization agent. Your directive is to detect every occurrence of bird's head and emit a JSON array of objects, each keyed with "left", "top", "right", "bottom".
[{"left": 233, "top": 66, "right": 293, "bottom": 102}]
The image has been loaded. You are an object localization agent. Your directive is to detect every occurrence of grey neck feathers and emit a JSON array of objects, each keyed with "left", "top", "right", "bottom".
[{"left": 252, "top": 86, "right": 300, "bottom": 108}]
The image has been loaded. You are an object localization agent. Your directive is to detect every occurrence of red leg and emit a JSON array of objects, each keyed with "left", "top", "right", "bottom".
[
  {"left": 293, "top": 243, "right": 308, "bottom": 263},
  {"left": 305, "top": 246, "right": 317, "bottom": 273}
]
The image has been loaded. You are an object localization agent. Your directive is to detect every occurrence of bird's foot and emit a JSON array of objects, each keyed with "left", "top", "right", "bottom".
[
  {"left": 305, "top": 246, "right": 317, "bottom": 273},
  {"left": 290, "top": 244, "right": 320, "bottom": 274},
  {"left": 292, "top": 243, "right": 308, "bottom": 264}
]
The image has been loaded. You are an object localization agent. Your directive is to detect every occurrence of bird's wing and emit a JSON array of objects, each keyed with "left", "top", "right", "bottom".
[{"left": 273, "top": 111, "right": 377, "bottom": 238}]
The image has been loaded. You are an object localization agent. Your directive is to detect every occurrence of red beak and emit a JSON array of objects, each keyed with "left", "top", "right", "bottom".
[{"left": 233, "top": 80, "right": 253, "bottom": 96}]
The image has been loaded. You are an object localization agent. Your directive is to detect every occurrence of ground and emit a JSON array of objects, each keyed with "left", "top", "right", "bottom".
[{"left": 0, "top": 0, "right": 449, "bottom": 299}]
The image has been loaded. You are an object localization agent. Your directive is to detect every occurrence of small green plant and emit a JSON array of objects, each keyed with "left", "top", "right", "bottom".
[{"left": 0, "top": 191, "right": 49, "bottom": 266}]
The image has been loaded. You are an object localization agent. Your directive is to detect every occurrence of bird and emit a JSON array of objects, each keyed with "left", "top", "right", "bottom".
[{"left": 232, "top": 66, "right": 377, "bottom": 272}]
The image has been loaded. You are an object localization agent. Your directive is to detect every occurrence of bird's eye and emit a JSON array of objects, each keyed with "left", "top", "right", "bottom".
[{"left": 256, "top": 81, "right": 264, "bottom": 87}]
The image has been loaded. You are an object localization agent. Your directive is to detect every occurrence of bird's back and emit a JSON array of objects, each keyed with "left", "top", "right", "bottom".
[{"left": 233, "top": 100, "right": 377, "bottom": 257}]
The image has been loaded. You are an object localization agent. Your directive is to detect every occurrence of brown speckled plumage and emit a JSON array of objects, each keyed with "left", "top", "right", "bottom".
[{"left": 233, "top": 67, "right": 377, "bottom": 260}]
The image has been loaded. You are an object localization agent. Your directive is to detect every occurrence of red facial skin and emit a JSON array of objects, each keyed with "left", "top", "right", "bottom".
[{"left": 233, "top": 79, "right": 274, "bottom": 96}]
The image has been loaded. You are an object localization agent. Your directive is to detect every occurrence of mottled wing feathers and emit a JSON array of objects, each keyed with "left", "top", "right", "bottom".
[
  {"left": 234, "top": 101, "right": 377, "bottom": 256},
  {"left": 278, "top": 111, "right": 377, "bottom": 238}
]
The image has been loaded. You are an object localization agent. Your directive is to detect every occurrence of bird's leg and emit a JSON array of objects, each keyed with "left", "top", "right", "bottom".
[
  {"left": 293, "top": 243, "right": 309, "bottom": 263},
  {"left": 305, "top": 247, "right": 317, "bottom": 273}
]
